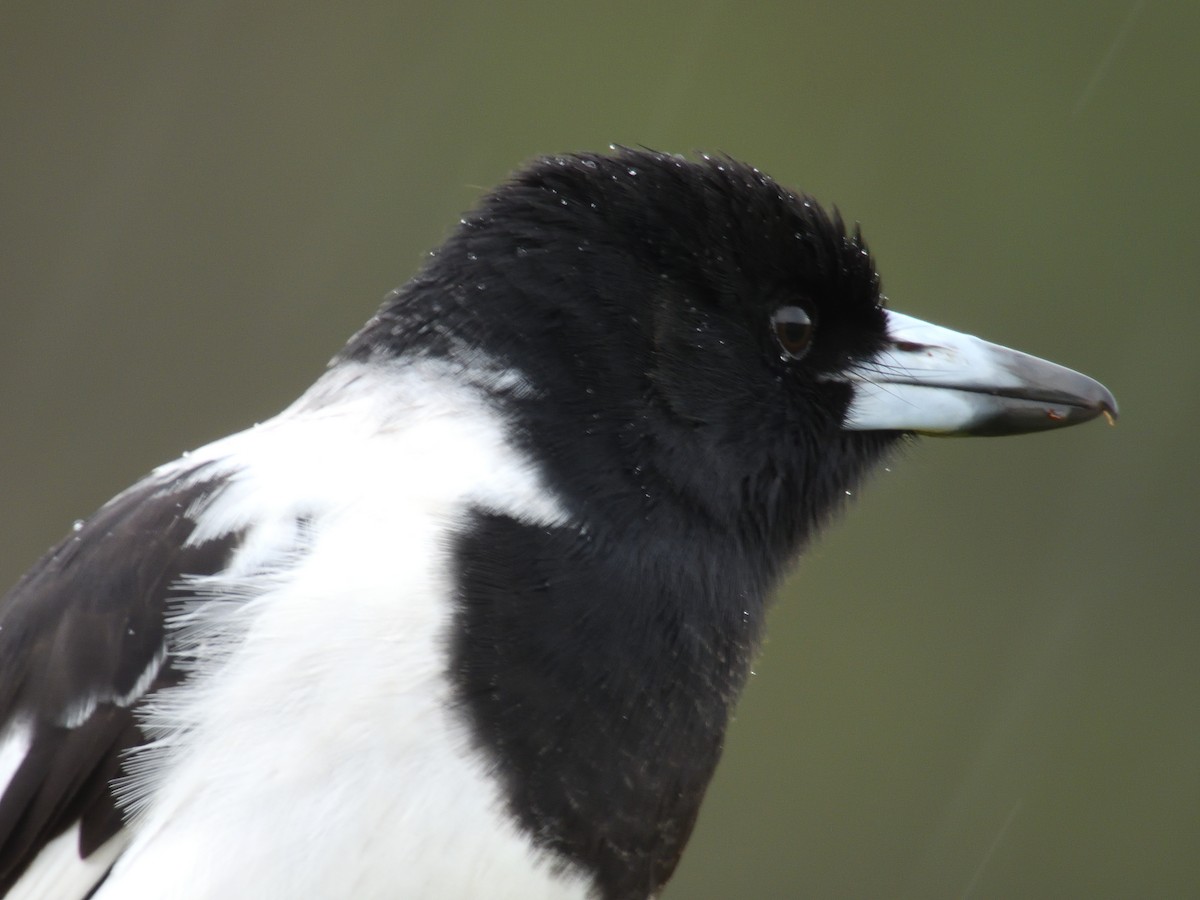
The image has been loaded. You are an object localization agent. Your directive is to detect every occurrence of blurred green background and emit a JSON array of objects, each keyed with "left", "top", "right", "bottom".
[{"left": 2, "top": 2, "right": 1196, "bottom": 897}]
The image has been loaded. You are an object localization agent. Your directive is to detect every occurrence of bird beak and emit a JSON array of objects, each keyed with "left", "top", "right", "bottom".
[{"left": 840, "top": 311, "right": 1119, "bottom": 436}]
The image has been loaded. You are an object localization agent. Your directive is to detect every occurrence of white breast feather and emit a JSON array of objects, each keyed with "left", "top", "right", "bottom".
[{"left": 34, "top": 359, "right": 595, "bottom": 900}]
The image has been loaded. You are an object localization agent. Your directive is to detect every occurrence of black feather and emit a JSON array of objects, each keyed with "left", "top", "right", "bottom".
[{"left": 0, "top": 473, "right": 238, "bottom": 891}]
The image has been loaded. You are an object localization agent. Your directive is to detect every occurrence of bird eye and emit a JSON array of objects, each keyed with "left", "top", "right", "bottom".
[{"left": 771, "top": 305, "right": 814, "bottom": 360}]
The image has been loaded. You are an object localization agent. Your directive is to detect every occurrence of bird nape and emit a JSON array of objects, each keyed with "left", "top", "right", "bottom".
[{"left": 0, "top": 149, "right": 1116, "bottom": 900}]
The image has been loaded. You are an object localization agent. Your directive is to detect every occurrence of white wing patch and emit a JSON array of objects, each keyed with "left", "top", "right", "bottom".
[
  {"left": 56, "top": 649, "right": 167, "bottom": 730},
  {"left": 0, "top": 721, "right": 31, "bottom": 802},
  {"left": 5, "top": 825, "right": 128, "bottom": 900}
]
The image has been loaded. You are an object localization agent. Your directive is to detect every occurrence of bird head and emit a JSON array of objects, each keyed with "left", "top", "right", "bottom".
[{"left": 344, "top": 148, "right": 1115, "bottom": 566}]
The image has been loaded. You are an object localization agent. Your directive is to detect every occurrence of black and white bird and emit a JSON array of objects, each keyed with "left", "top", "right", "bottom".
[{"left": 0, "top": 149, "right": 1116, "bottom": 900}]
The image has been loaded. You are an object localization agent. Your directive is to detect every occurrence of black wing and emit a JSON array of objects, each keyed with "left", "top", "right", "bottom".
[{"left": 0, "top": 469, "right": 239, "bottom": 893}]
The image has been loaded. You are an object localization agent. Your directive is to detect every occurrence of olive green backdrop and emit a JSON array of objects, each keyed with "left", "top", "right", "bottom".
[{"left": 2, "top": 2, "right": 1195, "bottom": 897}]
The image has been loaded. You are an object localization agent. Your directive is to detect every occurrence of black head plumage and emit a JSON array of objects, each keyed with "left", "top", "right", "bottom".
[{"left": 345, "top": 149, "right": 897, "bottom": 570}]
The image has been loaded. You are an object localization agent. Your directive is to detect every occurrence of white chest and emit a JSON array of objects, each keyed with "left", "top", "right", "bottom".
[{"left": 93, "top": 363, "right": 592, "bottom": 899}]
